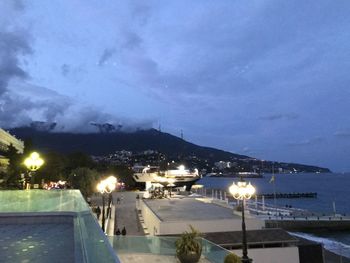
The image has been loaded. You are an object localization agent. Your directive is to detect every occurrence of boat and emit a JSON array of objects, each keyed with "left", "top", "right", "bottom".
[{"left": 132, "top": 165, "right": 201, "bottom": 191}]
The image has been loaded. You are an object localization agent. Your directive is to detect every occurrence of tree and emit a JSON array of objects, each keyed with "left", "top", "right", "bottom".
[
  {"left": 66, "top": 152, "right": 95, "bottom": 170},
  {"left": 35, "top": 152, "right": 67, "bottom": 184},
  {"left": 105, "top": 164, "right": 135, "bottom": 189},
  {"left": 68, "top": 167, "right": 99, "bottom": 197},
  {"left": 3, "top": 144, "right": 24, "bottom": 189}
]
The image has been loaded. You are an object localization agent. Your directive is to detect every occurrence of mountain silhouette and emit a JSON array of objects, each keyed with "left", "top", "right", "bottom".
[{"left": 9, "top": 127, "right": 331, "bottom": 173}]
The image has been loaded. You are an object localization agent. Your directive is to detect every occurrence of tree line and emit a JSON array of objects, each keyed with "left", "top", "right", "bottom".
[{"left": 0, "top": 140, "right": 135, "bottom": 198}]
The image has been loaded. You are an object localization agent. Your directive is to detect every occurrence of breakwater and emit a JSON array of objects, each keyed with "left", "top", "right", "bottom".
[
  {"left": 256, "top": 192, "right": 317, "bottom": 199},
  {"left": 265, "top": 217, "right": 350, "bottom": 231}
]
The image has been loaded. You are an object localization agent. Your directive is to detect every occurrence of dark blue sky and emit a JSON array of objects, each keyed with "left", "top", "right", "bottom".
[{"left": 1, "top": 0, "right": 350, "bottom": 171}]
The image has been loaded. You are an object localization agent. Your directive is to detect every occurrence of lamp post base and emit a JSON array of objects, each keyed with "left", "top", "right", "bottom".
[{"left": 241, "top": 257, "right": 252, "bottom": 263}]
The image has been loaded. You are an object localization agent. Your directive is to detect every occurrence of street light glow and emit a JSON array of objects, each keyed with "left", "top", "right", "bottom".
[
  {"left": 24, "top": 152, "right": 44, "bottom": 171},
  {"left": 97, "top": 176, "right": 117, "bottom": 194},
  {"left": 229, "top": 181, "right": 256, "bottom": 200}
]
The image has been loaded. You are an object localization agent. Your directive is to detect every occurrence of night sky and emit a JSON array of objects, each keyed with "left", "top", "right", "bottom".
[{"left": 1, "top": 1, "right": 350, "bottom": 171}]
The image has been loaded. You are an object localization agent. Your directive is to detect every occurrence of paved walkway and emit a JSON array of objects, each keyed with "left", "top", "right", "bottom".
[
  {"left": 90, "top": 193, "right": 116, "bottom": 236},
  {"left": 112, "top": 191, "right": 144, "bottom": 236}
]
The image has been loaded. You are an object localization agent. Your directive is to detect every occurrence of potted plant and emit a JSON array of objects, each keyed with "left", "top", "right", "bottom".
[
  {"left": 175, "top": 225, "right": 202, "bottom": 263},
  {"left": 224, "top": 253, "right": 241, "bottom": 263}
]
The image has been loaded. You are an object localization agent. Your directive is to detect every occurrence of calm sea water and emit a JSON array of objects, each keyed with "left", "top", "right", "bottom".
[{"left": 197, "top": 173, "right": 350, "bottom": 257}]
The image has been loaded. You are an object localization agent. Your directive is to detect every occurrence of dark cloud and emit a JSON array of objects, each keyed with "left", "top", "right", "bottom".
[
  {"left": 130, "top": 1, "right": 152, "bottom": 26},
  {"left": 259, "top": 113, "right": 299, "bottom": 121},
  {"left": 61, "top": 64, "right": 70, "bottom": 76},
  {"left": 0, "top": 83, "right": 72, "bottom": 128},
  {"left": 0, "top": 83, "right": 154, "bottom": 132},
  {"left": 12, "top": 0, "right": 25, "bottom": 11},
  {"left": 334, "top": 131, "right": 350, "bottom": 138},
  {"left": 122, "top": 31, "right": 142, "bottom": 50},
  {"left": 98, "top": 48, "right": 116, "bottom": 66},
  {"left": 0, "top": 31, "right": 31, "bottom": 95}
]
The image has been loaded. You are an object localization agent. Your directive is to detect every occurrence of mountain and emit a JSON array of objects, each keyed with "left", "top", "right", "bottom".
[
  {"left": 9, "top": 126, "right": 331, "bottom": 173},
  {"left": 10, "top": 127, "right": 247, "bottom": 160}
]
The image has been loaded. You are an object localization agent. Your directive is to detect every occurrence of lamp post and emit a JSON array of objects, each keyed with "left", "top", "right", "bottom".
[
  {"left": 24, "top": 152, "right": 44, "bottom": 190},
  {"left": 229, "top": 179, "right": 256, "bottom": 263},
  {"left": 97, "top": 176, "right": 117, "bottom": 232}
]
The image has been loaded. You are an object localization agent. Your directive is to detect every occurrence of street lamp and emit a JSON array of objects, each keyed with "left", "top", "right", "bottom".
[
  {"left": 229, "top": 179, "right": 256, "bottom": 263},
  {"left": 24, "top": 152, "right": 44, "bottom": 189},
  {"left": 97, "top": 176, "right": 117, "bottom": 232}
]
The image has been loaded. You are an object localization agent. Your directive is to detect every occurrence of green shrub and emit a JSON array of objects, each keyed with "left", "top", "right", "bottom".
[
  {"left": 175, "top": 225, "right": 202, "bottom": 256},
  {"left": 224, "top": 253, "right": 241, "bottom": 263}
]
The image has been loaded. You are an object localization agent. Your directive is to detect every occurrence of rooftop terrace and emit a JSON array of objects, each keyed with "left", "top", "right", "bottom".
[{"left": 143, "top": 198, "right": 240, "bottom": 222}]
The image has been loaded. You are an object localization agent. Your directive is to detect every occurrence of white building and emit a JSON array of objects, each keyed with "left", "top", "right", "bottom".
[
  {"left": 0, "top": 128, "right": 24, "bottom": 172},
  {"left": 214, "top": 161, "right": 233, "bottom": 170}
]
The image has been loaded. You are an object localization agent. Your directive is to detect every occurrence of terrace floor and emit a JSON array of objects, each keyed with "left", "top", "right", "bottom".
[{"left": 144, "top": 198, "right": 240, "bottom": 222}]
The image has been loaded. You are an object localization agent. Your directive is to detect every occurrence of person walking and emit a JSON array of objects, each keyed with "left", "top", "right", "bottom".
[
  {"left": 115, "top": 228, "right": 121, "bottom": 235},
  {"left": 121, "top": 226, "right": 126, "bottom": 236},
  {"left": 96, "top": 206, "right": 101, "bottom": 220}
]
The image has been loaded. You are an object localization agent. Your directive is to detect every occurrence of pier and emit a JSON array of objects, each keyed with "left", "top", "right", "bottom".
[{"left": 194, "top": 187, "right": 350, "bottom": 232}]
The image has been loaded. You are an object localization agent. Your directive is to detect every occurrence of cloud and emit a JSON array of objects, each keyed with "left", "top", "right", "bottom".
[
  {"left": 0, "top": 81, "right": 154, "bottom": 132},
  {"left": 0, "top": 81, "right": 72, "bottom": 127},
  {"left": 121, "top": 31, "right": 142, "bottom": 50},
  {"left": 12, "top": 0, "right": 25, "bottom": 11},
  {"left": 0, "top": 1, "right": 31, "bottom": 93},
  {"left": 0, "top": 2, "right": 153, "bottom": 132},
  {"left": 259, "top": 113, "right": 298, "bottom": 121},
  {"left": 334, "top": 131, "right": 350, "bottom": 138},
  {"left": 98, "top": 48, "right": 116, "bottom": 66},
  {"left": 108, "top": 0, "right": 350, "bottom": 116},
  {"left": 61, "top": 64, "right": 70, "bottom": 76},
  {"left": 0, "top": 30, "right": 31, "bottom": 95},
  {"left": 287, "top": 137, "right": 325, "bottom": 147}
]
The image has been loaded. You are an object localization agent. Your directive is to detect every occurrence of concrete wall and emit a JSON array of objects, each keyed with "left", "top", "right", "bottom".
[
  {"left": 159, "top": 218, "right": 264, "bottom": 235},
  {"left": 140, "top": 200, "right": 161, "bottom": 235},
  {"left": 232, "top": 247, "right": 300, "bottom": 263}
]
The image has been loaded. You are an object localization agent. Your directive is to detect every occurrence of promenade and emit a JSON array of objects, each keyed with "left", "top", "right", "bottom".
[
  {"left": 92, "top": 190, "right": 349, "bottom": 263},
  {"left": 112, "top": 191, "right": 144, "bottom": 236}
]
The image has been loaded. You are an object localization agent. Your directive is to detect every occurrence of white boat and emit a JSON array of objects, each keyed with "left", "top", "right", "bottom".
[{"left": 132, "top": 165, "right": 201, "bottom": 191}]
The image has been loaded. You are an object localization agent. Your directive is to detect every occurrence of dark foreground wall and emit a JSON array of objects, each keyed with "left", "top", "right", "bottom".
[{"left": 298, "top": 243, "right": 324, "bottom": 263}]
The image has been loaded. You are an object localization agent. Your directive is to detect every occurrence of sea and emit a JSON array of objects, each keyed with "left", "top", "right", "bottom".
[{"left": 197, "top": 173, "right": 350, "bottom": 258}]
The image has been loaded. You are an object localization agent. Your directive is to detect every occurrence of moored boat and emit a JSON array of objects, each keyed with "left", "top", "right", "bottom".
[{"left": 133, "top": 165, "right": 201, "bottom": 191}]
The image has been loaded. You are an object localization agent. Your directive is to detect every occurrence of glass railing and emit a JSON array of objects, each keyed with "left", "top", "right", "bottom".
[
  {"left": 108, "top": 236, "right": 233, "bottom": 263},
  {"left": 0, "top": 190, "right": 120, "bottom": 263},
  {"left": 76, "top": 210, "right": 120, "bottom": 263},
  {"left": 0, "top": 189, "right": 90, "bottom": 212}
]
